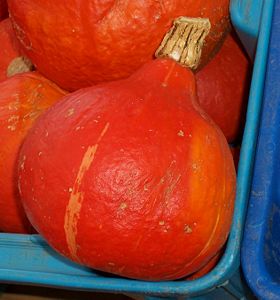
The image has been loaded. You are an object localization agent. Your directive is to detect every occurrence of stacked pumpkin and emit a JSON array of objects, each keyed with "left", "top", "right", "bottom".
[{"left": 0, "top": 0, "right": 251, "bottom": 280}]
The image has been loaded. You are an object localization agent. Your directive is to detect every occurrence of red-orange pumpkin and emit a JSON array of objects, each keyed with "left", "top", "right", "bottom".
[
  {"left": 196, "top": 33, "right": 251, "bottom": 143},
  {"left": 18, "top": 58, "right": 236, "bottom": 280},
  {"left": 0, "top": 19, "right": 33, "bottom": 82},
  {"left": 8, "top": 0, "right": 230, "bottom": 91},
  {"left": 0, "top": 0, "right": 7, "bottom": 21},
  {"left": 0, "top": 72, "right": 66, "bottom": 233}
]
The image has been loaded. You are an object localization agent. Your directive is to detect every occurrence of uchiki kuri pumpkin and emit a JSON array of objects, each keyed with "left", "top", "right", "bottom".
[
  {"left": 0, "top": 72, "right": 66, "bottom": 233},
  {"left": 18, "top": 18, "right": 236, "bottom": 280},
  {"left": 196, "top": 32, "right": 251, "bottom": 143},
  {"left": 8, "top": 0, "right": 230, "bottom": 91}
]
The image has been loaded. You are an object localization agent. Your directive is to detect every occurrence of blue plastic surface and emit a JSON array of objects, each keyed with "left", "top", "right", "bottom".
[
  {"left": 0, "top": 1, "right": 275, "bottom": 299},
  {"left": 241, "top": 0, "right": 280, "bottom": 299},
  {"left": 230, "top": 0, "right": 264, "bottom": 58}
]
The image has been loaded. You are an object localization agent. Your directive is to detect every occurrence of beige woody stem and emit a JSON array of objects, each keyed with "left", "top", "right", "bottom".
[
  {"left": 155, "top": 17, "right": 211, "bottom": 70},
  {"left": 7, "top": 56, "right": 34, "bottom": 77}
]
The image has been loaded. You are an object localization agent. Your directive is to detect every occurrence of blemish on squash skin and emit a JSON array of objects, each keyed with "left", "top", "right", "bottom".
[
  {"left": 192, "top": 163, "right": 201, "bottom": 173},
  {"left": 64, "top": 122, "right": 110, "bottom": 260},
  {"left": 177, "top": 130, "right": 185, "bottom": 137},
  {"left": 7, "top": 115, "right": 20, "bottom": 131},
  {"left": 184, "top": 225, "right": 193, "bottom": 234},
  {"left": 66, "top": 108, "right": 75, "bottom": 117},
  {"left": 75, "top": 126, "right": 85, "bottom": 131},
  {"left": 119, "top": 202, "right": 127, "bottom": 210},
  {"left": 8, "top": 102, "right": 19, "bottom": 111},
  {"left": 205, "top": 135, "right": 210, "bottom": 142},
  {"left": 159, "top": 221, "right": 170, "bottom": 232}
]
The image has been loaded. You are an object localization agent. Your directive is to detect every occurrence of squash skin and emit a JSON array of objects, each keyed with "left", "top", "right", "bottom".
[
  {"left": 8, "top": 0, "right": 230, "bottom": 91},
  {"left": 196, "top": 33, "right": 251, "bottom": 143},
  {"left": 0, "top": 72, "right": 66, "bottom": 233},
  {"left": 18, "top": 59, "right": 236, "bottom": 280},
  {"left": 0, "top": 19, "right": 22, "bottom": 82},
  {"left": 0, "top": 0, "right": 7, "bottom": 21}
]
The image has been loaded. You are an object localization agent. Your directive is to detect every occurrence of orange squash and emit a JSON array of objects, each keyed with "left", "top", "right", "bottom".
[
  {"left": 196, "top": 33, "right": 251, "bottom": 143},
  {"left": 0, "top": 72, "right": 66, "bottom": 233},
  {"left": 18, "top": 18, "right": 235, "bottom": 278},
  {"left": 8, "top": 0, "right": 230, "bottom": 91},
  {"left": 0, "top": 19, "right": 33, "bottom": 83}
]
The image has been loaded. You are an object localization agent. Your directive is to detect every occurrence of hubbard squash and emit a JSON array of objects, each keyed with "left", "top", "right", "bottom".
[
  {"left": 8, "top": 0, "right": 230, "bottom": 91},
  {"left": 0, "top": 72, "right": 66, "bottom": 233},
  {"left": 0, "top": 19, "right": 33, "bottom": 83},
  {"left": 18, "top": 18, "right": 236, "bottom": 280},
  {"left": 196, "top": 33, "right": 251, "bottom": 143}
]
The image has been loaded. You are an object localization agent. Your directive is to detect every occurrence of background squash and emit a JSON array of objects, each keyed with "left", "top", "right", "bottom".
[
  {"left": 0, "top": 19, "right": 33, "bottom": 83},
  {"left": 0, "top": 72, "right": 66, "bottom": 233},
  {"left": 8, "top": 0, "right": 230, "bottom": 91},
  {"left": 196, "top": 33, "right": 251, "bottom": 143}
]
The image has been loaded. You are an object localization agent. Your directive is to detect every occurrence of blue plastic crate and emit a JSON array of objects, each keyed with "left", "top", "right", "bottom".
[
  {"left": 230, "top": 0, "right": 264, "bottom": 59},
  {"left": 0, "top": 1, "right": 275, "bottom": 299},
  {"left": 241, "top": 0, "right": 280, "bottom": 299}
]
